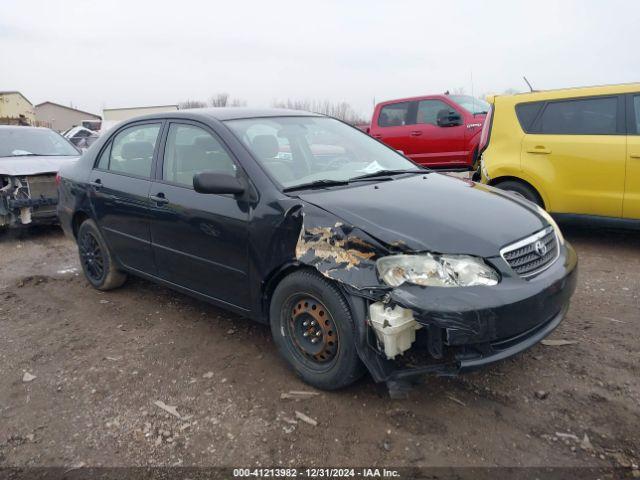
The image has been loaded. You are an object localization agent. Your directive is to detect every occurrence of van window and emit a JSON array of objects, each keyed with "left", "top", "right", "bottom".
[
  {"left": 537, "top": 97, "right": 617, "bottom": 135},
  {"left": 378, "top": 102, "right": 411, "bottom": 127},
  {"left": 515, "top": 102, "right": 544, "bottom": 132}
]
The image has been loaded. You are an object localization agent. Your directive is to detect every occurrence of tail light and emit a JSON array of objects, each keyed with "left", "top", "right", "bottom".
[
  {"left": 478, "top": 105, "right": 493, "bottom": 154},
  {"left": 55, "top": 173, "right": 61, "bottom": 186}
]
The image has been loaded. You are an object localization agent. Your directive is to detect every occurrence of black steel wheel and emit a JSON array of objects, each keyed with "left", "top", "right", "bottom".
[
  {"left": 270, "top": 270, "right": 365, "bottom": 390},
  {"left": 79, "top": 229, "right": 105, "bottom": 282}
]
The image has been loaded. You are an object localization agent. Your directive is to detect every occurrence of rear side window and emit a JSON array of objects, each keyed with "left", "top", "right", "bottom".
[
  {"left": 163, "top": 123, "right": 236, "bottom": 186},
  {"left": 633, "top": 95, "right": 640, "bottom": 134},
  {"left": 102, "top": 123, "right": 161, "bottom": 177},
  {"left": 378, "top": 102, "right": 411, "bottom": 127},
  {"left": 537, "top": 97, "right": 618, "bottom": 135},
  {"left": 515, "top": 102, "right": 543, "bottom": 132}
]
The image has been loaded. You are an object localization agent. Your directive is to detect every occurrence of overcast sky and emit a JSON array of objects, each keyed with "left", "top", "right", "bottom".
[{"left": 2, "top": 0, "right": 638, "bottom": 117}]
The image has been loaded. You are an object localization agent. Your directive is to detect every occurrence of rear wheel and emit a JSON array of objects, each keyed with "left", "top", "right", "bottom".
[
  {"left": 77, "top": 219, "right": 127, "bottom": 290},
  {"left": 494, "top": 180, "right": 543, "bottom": 207},
  {"left": 270, "top": 270, "right": 365, "bottom": 390}
]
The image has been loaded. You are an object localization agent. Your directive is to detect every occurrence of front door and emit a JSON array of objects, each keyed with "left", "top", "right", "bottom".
[
  {"left": 408, "top": 99, "right": 466, "bottom": 166},
  {"left": 370, "top": 101, "right": 414, "bottom": 155},
  {"left": 522, "top": 95, "right": 626, "bottom": 217},
  {"left": 89, "top": 122, "right": 162, "bottom": 274},
  {"left": 149, "top": 121, "right": 251, "bottom": 309},
  {"left": 624, "top": 94, "right": 640, "bottom": 219}
]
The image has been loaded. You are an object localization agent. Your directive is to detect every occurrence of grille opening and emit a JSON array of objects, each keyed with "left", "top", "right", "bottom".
[{"left": 501, "top": 227, "right": 559, "bottom": 278}]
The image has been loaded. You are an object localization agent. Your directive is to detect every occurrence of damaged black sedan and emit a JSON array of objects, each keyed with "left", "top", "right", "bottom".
[{"left": 57, "top": 108, "right": 577, "bottom": 392}]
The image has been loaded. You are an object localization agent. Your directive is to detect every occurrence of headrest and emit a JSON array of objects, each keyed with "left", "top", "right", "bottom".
[
  {"left": 251, "top": 135, "right": 279, "bottom": 159},
  {"left": 121, "top": 141, "right": 154, "bottom": 160}
]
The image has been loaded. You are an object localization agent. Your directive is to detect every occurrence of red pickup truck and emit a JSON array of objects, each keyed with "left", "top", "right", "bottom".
[{"left": 366, "top": 94, "right": 489, "bottom": 169}]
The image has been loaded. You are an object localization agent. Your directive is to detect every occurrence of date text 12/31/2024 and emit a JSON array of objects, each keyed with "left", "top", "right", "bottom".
[{"left": 233, "top": 468, "right": 401, "bottom": 478}]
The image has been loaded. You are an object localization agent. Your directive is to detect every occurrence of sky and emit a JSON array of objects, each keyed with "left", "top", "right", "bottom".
[{"left": 2, "top": 0, "right": 638, "bottom": 118}]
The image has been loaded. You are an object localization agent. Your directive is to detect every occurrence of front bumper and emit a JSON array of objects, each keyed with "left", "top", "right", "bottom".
[{"left": 353, "top": 242, "right": 578, "bottom": 383}]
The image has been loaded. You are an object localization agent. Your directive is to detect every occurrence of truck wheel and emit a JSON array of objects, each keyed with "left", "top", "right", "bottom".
[
  {"left": 270, "top": 270, "right": 365, "bottom": 390},
  {"left": 494, "top": 180, "right": 543, "bottom": 207},
  {"left": 77, "top": 219, "right": 127, "bottom": 290}
]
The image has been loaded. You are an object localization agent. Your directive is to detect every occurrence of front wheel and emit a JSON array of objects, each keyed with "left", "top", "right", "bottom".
[
  {"left": 77, "top": 219, "right": 127, "bottom": 290},
  {"left": 269, "top": 270, "right": 365, "bottom": 390},
  {"left": 494, "top": 180, "right": 544, "bottom": 207}
]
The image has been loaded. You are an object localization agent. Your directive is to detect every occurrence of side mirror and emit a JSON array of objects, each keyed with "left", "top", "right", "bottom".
[
  {"left": 193, "top": 172, "right": 245, "bottom": 195},
  {"left": 436, "top": 109, "right": 463, "bottom": 127}
]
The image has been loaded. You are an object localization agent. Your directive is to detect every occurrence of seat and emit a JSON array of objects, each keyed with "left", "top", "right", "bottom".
[{"left": 251, "top": 135, "right": 295, "bottom": 183}]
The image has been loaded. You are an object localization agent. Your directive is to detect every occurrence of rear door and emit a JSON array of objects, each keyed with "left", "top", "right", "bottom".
[
  {"left": 521, "top": 95, "right": 626, "bottom": 217},
  {"left": 369, "top": 102, "right": 414, "bottom": 154},
  {"left": 409, "top": 99, "right": 466, "bottom": 166},
  {"left": 148, "top": 121, "right": 251, "bottom": 309},
  {"left": 89, "top": 122, "right": 162, "bottom": 274},
  {"left": 624, "top": 94, "right": 640, "bottom": 219}
]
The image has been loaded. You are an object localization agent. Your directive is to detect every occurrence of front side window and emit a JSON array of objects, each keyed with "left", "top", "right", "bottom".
[
  {"left": 416, "top": 100, "right": 458, "bottom": 126},
  {"left": 106, "top": 123, "right": 161, "bottom": 177},
  {"left": 225, "top": 116, "right": 420, "bottom": 189},
  {"left": 378, "top": 102, "right": 411, "bottom": 127},
  {"left": 163, "top": 124, "right": 236, "bottom": 186},
  {"left": 538, "top": 97, "right": 618, "bottom": 135}
]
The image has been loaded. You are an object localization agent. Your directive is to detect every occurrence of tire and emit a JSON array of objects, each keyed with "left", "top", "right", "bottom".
[
  {"left": 77, "top": 219, "right": 127, "bottom": 290},
  {"left": 269, "top": 270, "right": 365, "bottom": 390},
  {"left": 494, "top": 180, "right": 543, "bottom": 207}
]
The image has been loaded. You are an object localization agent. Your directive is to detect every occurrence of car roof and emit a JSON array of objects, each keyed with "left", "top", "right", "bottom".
[
  {"left": 489, "top": 82, "right": 640, "bottom": 104},
  {"left": 124, "top": 107, "right": 323, "bottom": 123}
]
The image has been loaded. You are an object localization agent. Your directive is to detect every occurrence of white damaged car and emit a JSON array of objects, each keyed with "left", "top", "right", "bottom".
[{"left": 0, "top": 126, "right": 80, "bottom": 229}]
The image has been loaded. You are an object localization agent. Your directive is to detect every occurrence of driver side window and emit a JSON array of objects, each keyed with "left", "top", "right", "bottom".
[{"left": 416, "top": 100, "right": 458, "bottom": 126}]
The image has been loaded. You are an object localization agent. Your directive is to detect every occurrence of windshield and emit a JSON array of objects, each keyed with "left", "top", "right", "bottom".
[
  {"left": 449, "top": 95, "right": 490, "bottom": 115},
  {"left": 224, "top": 116, "right": 421, "bottom": 189},
  {"left": 0, "top": 128, "right": 79, "bottom": 157}
]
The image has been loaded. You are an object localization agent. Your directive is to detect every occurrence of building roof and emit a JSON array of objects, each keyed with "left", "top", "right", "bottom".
[
  {"left": 0, "top": 91, "right": 33, "bottom": 105},
  {"left": 34, "top": 101, "right": 101, "bottom": 119}
]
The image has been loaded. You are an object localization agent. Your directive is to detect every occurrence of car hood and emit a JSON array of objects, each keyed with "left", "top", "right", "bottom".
[
  {"left": 298, "top": 173, "right": 547, "bottom": 258},
  {"left": 0, "top": 155, "right": 80, "bottom": 176}
]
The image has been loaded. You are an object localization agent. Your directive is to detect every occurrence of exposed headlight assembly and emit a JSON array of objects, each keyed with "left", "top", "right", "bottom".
[{"left": 377, "top": 254, "right": 499, "bottom": 288}]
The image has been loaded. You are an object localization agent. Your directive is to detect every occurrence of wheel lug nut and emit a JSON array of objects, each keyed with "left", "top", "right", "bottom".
[
  {"left": 311, "top": 338, "right": 318, "bottom": 344},
  {"left": 303, "top": 321, "right": 309, "bottom": 327},
  {"left": 310, "top": 320, "right": 316, "bottom": 326},
  {"left": 315, "top": 331, "right": 322, "bottom": 337}
]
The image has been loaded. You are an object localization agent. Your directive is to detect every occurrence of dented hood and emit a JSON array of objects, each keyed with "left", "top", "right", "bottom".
[
  {"left": 0, "top": 155, "right": 80, "bottom": 176},
  {"left": 298, "top": 173, "right": 547, "bottom": 258}
]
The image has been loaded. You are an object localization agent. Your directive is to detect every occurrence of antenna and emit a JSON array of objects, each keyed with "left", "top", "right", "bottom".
[{"left": 523, "top": 76, "right": 534, "bottom": 92}]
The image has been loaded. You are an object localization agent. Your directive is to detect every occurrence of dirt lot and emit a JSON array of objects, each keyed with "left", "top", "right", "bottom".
[{"left": 0, "top": 223, "right": 638, "bottom": 470}]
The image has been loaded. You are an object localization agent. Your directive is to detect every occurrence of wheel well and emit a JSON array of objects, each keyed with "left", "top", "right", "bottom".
[
  {"left": 261, "top": 264, "right": 318, "bottom": 322},
  {"left": 71, "top": 211, "right": 90, "bottom": 238},
  {"left": 488, "top": 176, "right": 545, "bottom": 208}
]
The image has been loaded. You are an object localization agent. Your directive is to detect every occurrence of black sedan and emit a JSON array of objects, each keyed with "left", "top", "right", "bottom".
[{"left": 57, "top": 108, "right": 577, "bottom": 393}]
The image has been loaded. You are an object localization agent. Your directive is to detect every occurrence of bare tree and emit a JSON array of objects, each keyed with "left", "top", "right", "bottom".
[
  {"left": 179, "top": 99, "right": 207, "bottom": 109},
  {"left": 209, "top": 93, "right": 247, "bottom": 107},
  {"left": 272, "top": 99, "right": 367, "bottom": 125}
]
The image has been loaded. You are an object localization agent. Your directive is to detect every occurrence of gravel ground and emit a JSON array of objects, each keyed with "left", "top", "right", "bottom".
[{"left": 0, "top": 223, "right": 638, "bottom": 470}]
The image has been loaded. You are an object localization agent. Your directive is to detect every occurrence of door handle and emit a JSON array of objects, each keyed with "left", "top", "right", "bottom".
[
  {"left": 526, "top": 146, "right": 552, "bottom": 154},
  {"left": 410, "top": 131, "right": 423, "bottom": 136},
  {"left": 630, "top": 154, "right": 640, "bottom": 159},
  {"left": 89, "top": 179, "right": 102, "bottom": 190},
  {"left": 150, "top": 193, "right": 169, "bottom": 206}
]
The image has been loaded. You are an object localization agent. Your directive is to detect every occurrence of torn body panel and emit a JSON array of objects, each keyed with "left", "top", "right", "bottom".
[{"left": 291, "top": 202, "right": 578, "bottom": 385}]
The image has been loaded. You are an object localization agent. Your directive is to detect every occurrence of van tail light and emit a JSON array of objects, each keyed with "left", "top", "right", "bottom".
[
  {"left": 478, "top": 105, "right": 493, "bottom": 154},
  {"left": 55, "top": 173, "right": 61, "bottom": 186}
]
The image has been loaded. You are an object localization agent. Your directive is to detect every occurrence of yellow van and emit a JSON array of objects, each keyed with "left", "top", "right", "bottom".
[{"left": 478, "top": 83, "right": 640, "bottom": 221}]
